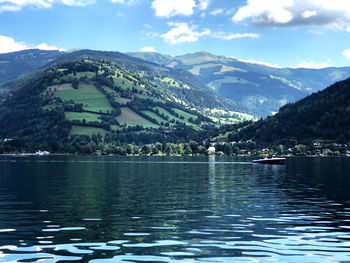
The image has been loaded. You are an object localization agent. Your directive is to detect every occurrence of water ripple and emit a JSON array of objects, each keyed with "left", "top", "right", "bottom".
[{"left": 1, "top": 156, "right": 350, "bottom": 262}]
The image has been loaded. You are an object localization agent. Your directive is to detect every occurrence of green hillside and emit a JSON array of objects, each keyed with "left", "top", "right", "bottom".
[
  {"left": 0, "top": 57, "right": 236, "bottom": 146},
  {"left": 236, "top": 78, "right": 350, "bottom": 145}
]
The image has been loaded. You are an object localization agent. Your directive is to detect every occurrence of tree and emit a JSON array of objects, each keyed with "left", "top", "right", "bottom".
[
  {"left": 184, "top": 144, "right": 192, "bottom": 155},
  {"left": 223, "top": 144, "right": 233, "bottom": 156},
  {"left": 72, "top": 79, "right": 79, "bottom": 89},
  {"left": 142, "top": 145, "right": 152, "bottom": 155},
  {"left": 126, "top": 144, "right": 134, "bottom": 155}
]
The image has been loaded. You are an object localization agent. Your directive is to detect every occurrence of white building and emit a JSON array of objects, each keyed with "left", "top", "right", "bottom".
[{"left": 208, "top": 147, "right": 216, "bottom": 154}]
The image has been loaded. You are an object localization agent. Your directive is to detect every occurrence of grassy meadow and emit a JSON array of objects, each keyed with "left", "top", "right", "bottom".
[
  {"left": 56, "top": 84, "right": 114, "bottom": 113},
  {"left": 116, "top": 107, "right": 158, "bottom": 128}
]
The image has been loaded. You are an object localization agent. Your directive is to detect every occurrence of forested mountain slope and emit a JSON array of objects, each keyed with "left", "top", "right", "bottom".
[{"left": 236, "top": 78, "right": 350, "bottom": 144}]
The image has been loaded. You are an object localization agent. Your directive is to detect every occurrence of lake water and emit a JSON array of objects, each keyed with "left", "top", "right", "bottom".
[{"left": 1, "top": 156, "right": 350, "bottom": 263}]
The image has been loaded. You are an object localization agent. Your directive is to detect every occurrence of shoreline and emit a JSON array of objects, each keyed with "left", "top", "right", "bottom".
[{"left": 0, "top": 153, "right": 349, "bottom": 158}]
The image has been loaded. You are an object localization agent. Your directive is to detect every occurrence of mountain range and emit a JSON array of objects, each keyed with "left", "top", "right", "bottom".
[
  {"left": 128, "top": 51, "right": 350, "bottom": 116},
  {"left": 0, "top": 50, "right": 257, "bottom": 148},
  {"left": 0, "top": 48, "right": 349, "bottom": 151},
  {"left": 2, "top": 49, "right": 350, "bottom": 117}
]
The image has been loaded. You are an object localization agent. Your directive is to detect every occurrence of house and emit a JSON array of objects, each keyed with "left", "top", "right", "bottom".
[
  {"left": 208, "top": 147, "right": 216, "bottom": 155},
  {"left": 322, "top": 149, "right": 330, "bottom": 156},
  {"left": 313, "top": 142, "right": 321, "bottom": 148},
  {"left": 262, "top": 148, "right": 269, "bottom": 154}
]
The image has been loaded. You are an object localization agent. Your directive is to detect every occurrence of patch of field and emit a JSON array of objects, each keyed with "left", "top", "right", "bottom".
[
  {"left": 71, "top": 125, "right": 106, "bottom": 136},
  {"left": 173, "top": 109, "right": 198, "bottom": 121},
  {"left": 116, "top": 107, "right": 158, "bottom": 128},
  {"left": 209, "top": 117, "right": 238, "bottom": 124},
  {"left": 161, "top": 77, "right": 179, "bottom": 87},
  {"left": 103, "top": 86, "right": 117, "bottom": 94},
  {"left": 56, "top": 84, "right": 114, "bottom": 113},
  {"left": 218, "top": 65, "right": 246, "bottom": 74},
  {"left": 207, "top": 76, "right": 258, "bottom": 91},
  {"left": 67, "top": 72, "right": 95, "bottom": 79},
  {"left": 65, "top": 111, "right": 102, "bottom": 123},
  {"left": 154, "top": 107, "right": 201, "bottom": 131},
  {"left": 179, "top": 53, "right": 219, "bottom": 65},
  {"left": 115, "top": 97, "right": 131, "bottom": 105},
  {"left": 142, "top": 111, "right": 167, "bottom": 123},
  {"left": 161, "top": 77, "right": 190, "bottom": 89},
  {"left": 111, "top": 125, "right": 121, "bottom": 131},
  {"left": 207, "top": 108, "right": 256, "bottom": 122},
  {"left": 47, "top": 83, "right": 73, "bottom": 92},
  {"left": 232, "top": 111, "right": 256, "bottom": 121},
  {"left": 154, "top": 107, "right": 186, "bottom": 123},
  {"left": 188, "top": 63, "right": 220, "bottom": 76},
  {"left": 101, "top": 86, "right": 131, "bottom": 105},
  {"left": 113, "top": 77, "right": 133, "bottom": 90},
  {"left": 135, "top": 94, "right": 164, "bottom": 103}
]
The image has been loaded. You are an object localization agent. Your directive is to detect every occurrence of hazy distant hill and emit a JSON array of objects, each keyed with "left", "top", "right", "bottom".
[
  {"left": 237, "top": 78, "right": 350, "bottom": 144},
  {"left": 129, "top": 51, "right": 350, "bottom": 116},
  {"left": 0, "top": 49, "right": 62, "bottom": 89}
]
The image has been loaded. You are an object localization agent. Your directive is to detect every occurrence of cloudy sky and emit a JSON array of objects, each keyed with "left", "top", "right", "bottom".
[{"left": 1, "top": 0, "right": 350, "bottom": 68}]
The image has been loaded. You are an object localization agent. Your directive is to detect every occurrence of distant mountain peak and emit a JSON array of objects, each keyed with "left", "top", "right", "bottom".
[{"left": 127, "top": 50, "right": 350, "bottom": 117}]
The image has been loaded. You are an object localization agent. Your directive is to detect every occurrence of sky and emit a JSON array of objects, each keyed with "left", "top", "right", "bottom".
[{"left": 1, "top": 0, "right": 350, "bottom": 68}]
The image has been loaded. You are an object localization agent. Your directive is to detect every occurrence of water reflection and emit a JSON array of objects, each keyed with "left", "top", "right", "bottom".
[{"left": 0, "top": 156, "right": 350, "bottom": 262}]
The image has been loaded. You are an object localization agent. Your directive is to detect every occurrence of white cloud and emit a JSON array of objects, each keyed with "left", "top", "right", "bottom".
[
  {"left": 347, "top": 26, "right": 350, "bottom": 32},
  {"left": 302, "top": 10, "right": 317, "bottom": 19},
  {"left": 233, "top": 0, "right": 294, "bottom": 24},
  {"left": 109, "top": 0, "right": 140, "bottom": 5},
  {"left": 141, "top": 46, "right": 156, "bottom": 52},
  {"left": 231, "top": 56, "right": 333, "bottom": 69},
  {"left": 233, "top": 0, "right": 350, "bottom": 29},
  {"left": 151, "top": 0, "right": 209, "bottom": 17},
  {"left": 0, "top": 35, "right": 27, "bottom": 53},
  {"left": 214, "top": 32, "right": 260, "bottom": 40},
  {"left": 36, "top": 43, "right": 65, "bottom": 51},
  {"left": 0, "top": 4, "right": 21, "bottom": 12},
  {"left": 152, "top": 0, "right": 195, "bottom": 17},
  {"left": 0, "top": 35, "right": 64, "bottom": 54},
  {"left": 0, "top": 0, "right": 94, "bottom": 12},
  {"left": 343, "top": 49, "right": 350, "bottom": 59},
  {"left": 290, "top": 59, "right": 332, "bottom": 69},
  {"left": 61, "top": 0, "right": 95, "bottom": 6},
  {"left": 232, "top": 57, "right": 282, "bottom": 68},
  {"left": 198, "top": 0, "right": 209, "bottom": 10},
  {"left": 210, "top": 8, "right": 223, "bottom": 16},
  {"left": 140, "top": 30, "right": 159, "bottom": 39},
  {"left": 161, "top": 22, "right": 210, "bottom": 44}
]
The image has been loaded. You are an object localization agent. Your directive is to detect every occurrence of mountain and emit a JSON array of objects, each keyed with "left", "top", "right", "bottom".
[
  {"left": 236, "top": 77, "right": 350, "bottom": 145},
  {"left": 128, "top": 51, "right": 350, "bottom": 116},
  {"left": 3, "top": 49, "right": 350, "bottom": 118},
  {"left": 0, "top": 51, "right": 255, "bottom": 149},
  {"left": 0, "top": 49, "right": 62, "bottom": 90},
  {"left": 0, "top": 49, "right": 248, "bottom": 114}
]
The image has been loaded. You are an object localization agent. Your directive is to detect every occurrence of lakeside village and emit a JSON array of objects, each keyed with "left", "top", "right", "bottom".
[
  {"left": 1, "top": 137, "right": 350, "bottom": 157},
  {"left": 205, "top": 140, "right": 350, "bottom": 157}
]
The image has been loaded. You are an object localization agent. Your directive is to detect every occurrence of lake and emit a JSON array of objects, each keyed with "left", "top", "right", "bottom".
[{"left": 0, "top": 156, "right": 350, "bottom": 263}]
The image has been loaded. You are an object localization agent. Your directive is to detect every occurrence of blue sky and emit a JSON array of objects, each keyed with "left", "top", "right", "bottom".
[{"left": 1, "top": 0, "right": 350, "bottom": 68}]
